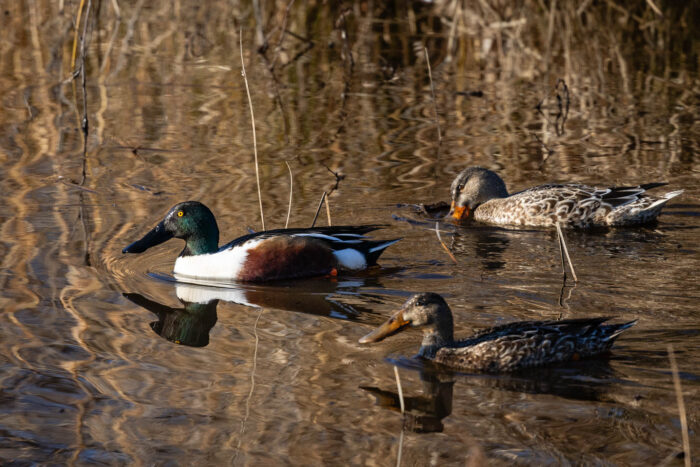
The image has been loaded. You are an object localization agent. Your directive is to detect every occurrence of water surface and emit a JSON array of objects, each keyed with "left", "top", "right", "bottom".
[{"left": 1, "top": 1, "right": 698, "bottom": 464}]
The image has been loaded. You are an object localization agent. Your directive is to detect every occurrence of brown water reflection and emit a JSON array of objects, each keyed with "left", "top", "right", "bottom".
[{"left": 1, "top": 0, "right": 699, "bottom": 464}]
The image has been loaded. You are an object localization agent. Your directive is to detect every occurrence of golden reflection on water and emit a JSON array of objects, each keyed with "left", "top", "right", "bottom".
[{"left": 0, "top": 0, "right": 698, "bottom": 464}]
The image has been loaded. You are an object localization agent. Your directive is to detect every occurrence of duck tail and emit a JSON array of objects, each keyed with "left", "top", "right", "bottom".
[
  {"left": 645, "top": 189, "right": 684, "bottom": 211},
  {"left": 604, "top": 319, "right": 637, "bottom": 341},
  {"left": 364, "top": 238, "right": 401, "bottom": 265},
  {"left": 639, "top": 182, "right": 668, "bottom": 191}
]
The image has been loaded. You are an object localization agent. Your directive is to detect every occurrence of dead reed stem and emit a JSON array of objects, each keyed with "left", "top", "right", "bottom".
[
  {"left": 284, "top": 161, "right": 293, "bottom": 228},
  {"left": 667, "top": 344, "right": 691, "bottom": 467},
  {"left": 435, "top": 222, "right": 457, "bottom": 263},
  {"left": 396, "top": 427, "right": 404, "bottom": 467},
  {"left": 424, "top": 47, "right": 442, "bottom": 143},
  {"left": 324, "top": 195, "right": 332, "bottom": 226},
  {"left": 310, "top": 191, "right": 327, "bottom": 228},
  {"left": 393, "top": 365, "right": 405, "bottom": 414},
  {"left": 556, "top": 223, "right": 578, "bottom": 282},
  {"left": 240, "top": 29, "right": 266, "bottom": 231},
  {"left": 110, "top": 0, "right": 121, "bottom": 17},
  {"left": 70, "top": 0, "right": 87, "bottom": 71}
]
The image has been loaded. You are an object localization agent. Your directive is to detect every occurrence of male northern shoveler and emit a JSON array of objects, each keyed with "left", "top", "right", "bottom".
[
  {"left": 448, "top": 166, "right": 683, "bottom": 228},
  {"left": 122, "top": 201, "right": 399, "bottom": 282},
  {"left": 359, "top": 293, "right": 636, "bottom": 372}
]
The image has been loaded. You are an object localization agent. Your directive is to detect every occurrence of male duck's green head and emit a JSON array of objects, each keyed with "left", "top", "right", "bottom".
[{"left": 122, "top": 201, "right": 220, "bottom": 256}]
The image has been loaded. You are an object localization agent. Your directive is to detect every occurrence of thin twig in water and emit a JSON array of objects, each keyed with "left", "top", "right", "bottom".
[
  {"left": 324, "top": 164, "right": 345, "bottom": 193},
  {"left": 77, "top": 0, "right": 92, "bottom": 269},
  {"left": 554, "top": 79, "right": 570, "bottom": 136},
  {"left": 396, "top": 426, "right": 405, "bottom": 467},
  {"left": 268, "top": 0, "right": 296, "bottom": 67},
  {"left": 668, "top": 345, "right": 691, "bottom": 467},
  {"left": 556, "top": 223, "right": 578, "bottom": 282},
  {"left": 533, "top": 133, "right": 555, "bottom": 167},
  {"left": 435, "top": 222, "right": 457, "bottom": 263},
  {"left": 240, "top": 29, "right": 265, "bottom": 231},
  {"left": 424, "top": 47, "right": 442, "bottom": 143},
  {"left": 79, "top": 0, "right": 92, "bottom": 166},
  {"left": 557, "top": 223, "right": 566, "bottom": 282},
  {"left": 234, "top": 309, "right": 263, "bottom": 463},
  {"left": 284, "top": 161, "right": 293, "bottom": 229},
  {"left": 393, "top": 365, "right": 405, "bottom": 414},
  {"left": 310, "top": 191, "right": 327, "bottom": 228},
  {"left": 557, "top": 278, "right": 575, "bottom": 309}
]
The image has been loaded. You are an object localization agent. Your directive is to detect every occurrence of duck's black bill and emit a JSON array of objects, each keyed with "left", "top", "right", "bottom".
[{"left": 122, "top": 221, "right": 173, "bottom": 254}]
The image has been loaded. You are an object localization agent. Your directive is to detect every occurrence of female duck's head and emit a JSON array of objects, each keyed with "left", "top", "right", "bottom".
[
  {"left": 123, "top": 201, "right": 220, "bottom": 256},
  {"left": 448, "top": 167, "right": 508, "bottom": 220},
  {"left": 359, "top": 293, "right": 455, "bottom": 355}
]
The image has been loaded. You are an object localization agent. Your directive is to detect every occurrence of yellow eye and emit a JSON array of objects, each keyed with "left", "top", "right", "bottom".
[{"left": 177, "top": 211, "right": 184, "bottom": 217}]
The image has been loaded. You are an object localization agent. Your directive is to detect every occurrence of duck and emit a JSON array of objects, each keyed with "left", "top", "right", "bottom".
[
  {"left": 359, "top": 293, "right": 636, "bottom": 372},
  {"left": 122, "top": 201, "right": 399, "bottom": 282},
  {"left": 448, "top": 166, "right": 683, "bottom": 228}
]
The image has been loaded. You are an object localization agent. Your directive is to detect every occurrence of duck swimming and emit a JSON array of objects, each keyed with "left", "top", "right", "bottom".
[
  {"left": 359, "top": 293, "right": 636, "bottom": 372},
  {"left": 448, "top": 166, "right": 683, "bottom": 228},
  {"left": 122, "top": 201, "right": 399, "bottom": 282}
]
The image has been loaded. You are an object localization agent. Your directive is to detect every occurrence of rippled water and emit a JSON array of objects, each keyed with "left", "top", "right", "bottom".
[{"left": 1, "top": 1, "right": 698, "bottom": 464}]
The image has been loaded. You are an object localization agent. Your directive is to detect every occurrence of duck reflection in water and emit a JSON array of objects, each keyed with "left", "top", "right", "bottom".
[
  {"left": 124, "top": 291, "right": 218, "bottom": 347},
  {"left": 450, "top": 226, "right": 510, "bottom": 271},
  {"left": 123, "top": 276, "right": 379, "bottom": 347},
  {"left": 403, "top": 202, "right": 511, "bottom": 271},
  {"left": 362, "top": 357, "right": 626, "bottom": 435},
  {"left": 362, "top": 365, "right": 455, "bottom": 433}
]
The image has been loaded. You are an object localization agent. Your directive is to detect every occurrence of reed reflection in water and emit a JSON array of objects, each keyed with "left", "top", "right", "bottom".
[{"left": 0, "top": 0, "right": 698, "bottom": 464}]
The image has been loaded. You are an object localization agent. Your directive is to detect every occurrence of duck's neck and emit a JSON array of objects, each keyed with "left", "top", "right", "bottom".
[
  {"left": 418, "top": 325, "right": 455, "bottom": 359},
  {"left": 181, "top": 233, "right": 219, "bottom": 256}
]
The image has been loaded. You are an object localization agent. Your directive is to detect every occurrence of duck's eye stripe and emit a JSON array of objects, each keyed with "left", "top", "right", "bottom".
[{"left": 177, "top": 211, "right": 184, "bottom": 217}]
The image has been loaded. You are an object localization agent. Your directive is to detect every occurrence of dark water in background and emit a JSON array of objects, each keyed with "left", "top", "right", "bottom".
[{"left": 0, "top": 1, "right": 698, "bottom": 464}]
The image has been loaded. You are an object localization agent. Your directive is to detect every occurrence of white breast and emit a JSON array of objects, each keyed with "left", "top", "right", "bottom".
[{"left": 173, "top": 239, "right": 263, "bottom": 280}]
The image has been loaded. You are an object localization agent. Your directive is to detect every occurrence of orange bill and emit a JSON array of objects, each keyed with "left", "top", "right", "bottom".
[
  {"left": 358, "top": 310, "right": 410, "bottom": 344},
  {"left": 450, "top": 201, "right": 469, "bottom": 220}
]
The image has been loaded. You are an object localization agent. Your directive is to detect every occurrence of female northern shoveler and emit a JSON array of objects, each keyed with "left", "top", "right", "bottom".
[
  {"left": 122, "top": 201, "right": 399, "bottom": 282},
  {"left": 359, "top": 293, "right": 636, "bottom": 372},
  {"left": 448, "top": 167, "right": 683, "bottom": 228}
]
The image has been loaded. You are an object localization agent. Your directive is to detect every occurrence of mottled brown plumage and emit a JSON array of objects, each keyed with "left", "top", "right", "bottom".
[
  {"left": 448, "top": 167, "right": 683, "bottom": 228},
  {"left": 359, "top": 293, "right": 636, "bottom": 372}
]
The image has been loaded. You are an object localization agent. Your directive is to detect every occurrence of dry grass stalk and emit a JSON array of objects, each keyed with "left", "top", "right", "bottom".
[
  {"left": 423, "top": 47, "right": 442, "bottom": 143},
  {"left": 556, "top": 223, "right": 578, "bottom": 282},
  {"left": 284, "top": 161, "right": 293, "bottom": 228},
  {"left": 667, "top": 344, "right": 691, "bottom": 467},
  {"left": 393, "top": 365, "right": 405, "bottom": 414},
  {"left": 396, "top": 427, "right": 405, "bottom": 467},
  {"left": 239, "top": 29, "right": 266, "bottom": 231},
  {"left": 70, "top": 0, "right": 87, "bottom": 71},
  {"left": 435, "top": 222, "right": 457, "bottom": 263},
  {"left": 324, "top": 195, "right": 332, "bottom": 226}
]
